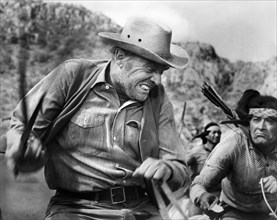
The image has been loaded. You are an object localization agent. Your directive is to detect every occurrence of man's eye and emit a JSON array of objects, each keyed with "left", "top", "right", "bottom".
[
  {"left": 146, "top": 67, "right": 154, "bottom": 72},
  {"left": 252, "top": 117, "right": 260, "bottom": 122},
  {"left": 211, "top": 131, "right": 221, "bottom": 135},
  {"left": 265, "top": 117, "right": 276, "bottom": 124}
]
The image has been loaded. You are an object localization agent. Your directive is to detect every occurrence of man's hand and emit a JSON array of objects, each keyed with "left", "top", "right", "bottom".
[
  {"left": 262, "top": 176, "right": 277, "bottom": 194},
  {"left": 5, "top": 131, "right": 46, "bottom": 175},
  {"left": 196, "top": 192, "right": 219, "bottom": 211},
  {"left": 132, "top": 158, "right": 172, "bottom": 183}
]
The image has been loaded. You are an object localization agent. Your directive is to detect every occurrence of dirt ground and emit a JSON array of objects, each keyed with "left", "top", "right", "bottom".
[{"left": 0, "top": 155, "right": 54, "bottom": 220}]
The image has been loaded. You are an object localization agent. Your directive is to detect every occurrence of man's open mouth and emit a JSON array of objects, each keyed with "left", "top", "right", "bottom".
[{"left": 139, "top": 84, "right": 151, "bottom": 92}]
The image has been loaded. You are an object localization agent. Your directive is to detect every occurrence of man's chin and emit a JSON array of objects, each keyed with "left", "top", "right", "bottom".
[
  {"left": 253, "top": 136, "right": 268, "bottom": 143},
  {"left": 253, "top": 140, "right": 272, "bottom": 149},
  {"left": 253, "top": 140, "right": 266, "bottom": 145},
  {"left": 134, "top": 94, "right": 148, "bottom": 102}
]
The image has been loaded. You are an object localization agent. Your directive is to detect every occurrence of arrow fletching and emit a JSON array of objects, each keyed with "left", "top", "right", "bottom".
[{"left": 201, "top": 81, "right": 235, "bottom": 120}]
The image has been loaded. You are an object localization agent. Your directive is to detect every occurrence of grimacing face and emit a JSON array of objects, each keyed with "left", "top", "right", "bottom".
[
  {"left": 206, "top": 125, "right": 221, "bottom": 146},
  {"left": 117, "top": 54, "right": 168, "bottom": 101},
  {"left": 250, "top": 115, "right": 277, "bottom": 149}
]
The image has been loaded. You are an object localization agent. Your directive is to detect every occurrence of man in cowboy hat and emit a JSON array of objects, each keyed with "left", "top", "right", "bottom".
[{"left": 5, "top": 17, "right": 190, "bottom": 219}]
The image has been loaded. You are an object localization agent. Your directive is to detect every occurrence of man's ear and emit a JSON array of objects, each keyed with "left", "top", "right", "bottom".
[{"left": 114, "top": 48, "right": 126, "bottom": 68}]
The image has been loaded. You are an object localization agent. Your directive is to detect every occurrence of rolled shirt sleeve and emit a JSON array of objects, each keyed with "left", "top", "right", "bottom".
[
  {"left": 190, "top": 127, "right": 277, "bottom": 212},
  {"left": 190, "top": 128, "right": 237, "bottom": 204}
]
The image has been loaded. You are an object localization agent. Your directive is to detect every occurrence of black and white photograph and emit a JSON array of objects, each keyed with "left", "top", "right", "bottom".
[{"left": 0, "top": 1, "right": 276, "bottom": 220}]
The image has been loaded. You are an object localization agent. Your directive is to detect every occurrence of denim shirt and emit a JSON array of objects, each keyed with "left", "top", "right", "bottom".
[
  {"left": 190, "top": 127, "right": 277, "bottom": 213},
  {"left": 7, "top": 59, "right": 189, "bottom": 192},
  {"left": 54, "top": 68, "right": 144, "bottom": 190}
]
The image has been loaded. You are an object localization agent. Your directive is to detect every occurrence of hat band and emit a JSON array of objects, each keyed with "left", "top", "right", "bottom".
[{"left": 249, "top": 108, "right": 277, "bottom": 118}]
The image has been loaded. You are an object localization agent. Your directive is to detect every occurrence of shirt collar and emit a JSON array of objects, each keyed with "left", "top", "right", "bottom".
[
  {"left": 93, "top": 59, "right": 111, "bottom": 86},
  {"left": 91, "top": 60, "right": 140, "bottom": 106}
]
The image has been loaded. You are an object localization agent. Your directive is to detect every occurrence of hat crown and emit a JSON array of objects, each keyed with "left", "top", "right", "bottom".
[
  {"left": 121, "top": 17, "right": 172, "bottom": 59},
  {"left": 98, "top": 16, "right": 189, "bottom": 69}
]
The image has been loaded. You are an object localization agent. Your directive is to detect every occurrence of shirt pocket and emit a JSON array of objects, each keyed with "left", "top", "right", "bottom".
[
  {"left": 68, "top": 109, "right": 105, "bottom": 155},
  {"left": 71, "top": 110, "right": 104, "bottom": 128}
]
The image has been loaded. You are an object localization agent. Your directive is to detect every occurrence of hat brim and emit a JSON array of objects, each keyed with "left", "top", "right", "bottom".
[{"left": 99, "top": 32, "right": 189, "bottom": 69}]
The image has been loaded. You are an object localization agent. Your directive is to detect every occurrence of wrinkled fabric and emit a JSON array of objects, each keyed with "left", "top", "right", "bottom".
[
  {"left": 190, "top": 127, "right": 277, "bottom": 213},
  {"left": 221, "top": 203, "right": 276, "bottom": 220},
  {"left": 44, "top": 193, "right": 161, "bottom": 220},
  {"left": 7, "top": 59, "right": 189, "bottom": 192},
  {"left": 53, "top": 76, "right": 144, "bottom": 190},
  {"left": 187, "top": 143, "right": 211, "bottom": 180}
]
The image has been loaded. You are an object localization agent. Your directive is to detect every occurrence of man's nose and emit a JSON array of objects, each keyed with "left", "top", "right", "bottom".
[
  {"left": 257, "top": 119, "right": 266, "bottom": 129},
  {"left": 150, "top": 72, "right": 161, "bottom": 85}
]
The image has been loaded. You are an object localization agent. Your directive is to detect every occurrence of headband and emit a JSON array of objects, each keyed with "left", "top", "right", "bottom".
[
  {"left": 249, "top": 108, "right": 277, "bottom": 118},
  {"left": 204, "top": 122, "right": 219, "bottom": 131}
]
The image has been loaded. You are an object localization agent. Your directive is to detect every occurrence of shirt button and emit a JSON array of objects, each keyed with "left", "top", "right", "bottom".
[
  {"left": 123, "top": 180, "right": 126, "bottom": 184},
  {"left": 105, "top": 85, "right": 109, "bottom": 89},
  {"left": 113, "top": 137, "right": 117, "bottom": 141}
]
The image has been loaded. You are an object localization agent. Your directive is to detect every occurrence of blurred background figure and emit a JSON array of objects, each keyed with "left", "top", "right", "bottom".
[
  {"left": 187, "top": 122, "right": 221, "bottom": 180},
  {"left": 186, "top": 122, "right": 222, "bottom": 217}
]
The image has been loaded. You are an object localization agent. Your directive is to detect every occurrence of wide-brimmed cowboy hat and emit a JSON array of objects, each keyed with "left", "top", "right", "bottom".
[{"left": 99, "top": 17, "right": 189, "bottom": 69}]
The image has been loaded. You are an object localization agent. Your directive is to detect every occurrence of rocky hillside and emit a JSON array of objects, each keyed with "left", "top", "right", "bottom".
[
  {"left": 0, "top": 0, "right": 276, "bottom": 143},
  {"left": 164, "top": 42, "right": 277, "bottom": 140}
]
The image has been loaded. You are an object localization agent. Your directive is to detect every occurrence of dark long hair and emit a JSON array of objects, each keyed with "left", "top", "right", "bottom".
[
  {"left": 192, "top": 122, "right": 219, "bottom": 144},
  {"left": 235, "top": 89, "right": 277, "bottom": 126}
]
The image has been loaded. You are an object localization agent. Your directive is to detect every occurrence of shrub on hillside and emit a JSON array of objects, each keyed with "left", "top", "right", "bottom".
[{"left": 0, "top": 0, "right": 120, "bottom": 71}]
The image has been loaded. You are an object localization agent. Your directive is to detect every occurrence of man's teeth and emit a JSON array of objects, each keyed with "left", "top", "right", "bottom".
[{"left": 140, "top": 84, "right": 150, "bottom": 91}]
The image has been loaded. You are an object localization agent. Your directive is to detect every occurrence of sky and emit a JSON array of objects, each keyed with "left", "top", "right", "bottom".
[{"left": 47, "top": 0, "right": 277, "bottom": 62}]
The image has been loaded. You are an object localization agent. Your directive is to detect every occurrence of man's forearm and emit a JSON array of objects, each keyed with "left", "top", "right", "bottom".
[
  {"left": 189, "top": 175, "right": 208, "bottom": 204},
  {"left": 163, "top": 159, "right": 190, "bottom": 191}
]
